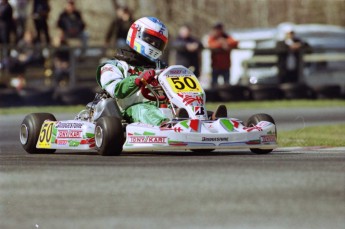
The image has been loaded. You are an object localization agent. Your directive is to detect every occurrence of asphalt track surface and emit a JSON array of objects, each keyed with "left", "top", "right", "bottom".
[{"left": 0, "top": 107, "right": 344, "bottom": 229}]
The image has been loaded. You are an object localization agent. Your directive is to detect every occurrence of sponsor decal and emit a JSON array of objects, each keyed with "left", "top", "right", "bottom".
[
  {"left": 168, "top": 140, "right": 188, "bottom": 146},
  {"left": 202, "top": 137, "right": 229, "bottom": 142},
  {"left": 57, "top": 130, "right": 82, "bottom": 138},
  {"left": 220, "top": 119, "right": 234, "bottom": 132},
  {"left": 56, "top": 139, "right": 68, "bottom": 145},
  {"left": 246, "top": 140, "right": 261, "bottom": 145},
  {"left": 174, "top": 127, "right": 183, "bottom": 132},
  {"left": 243, "top": 126, "right": 263, "bottom": 132},
  {"left": 132, "top": 123, "right": 155, "bottom": 128},
  {"left": 194, "top": 106, "right": 205, "bottom": 115},
  {"left": 231, "top": 120, "right": 241, "bottom": 128},
  {"left": 256, "top": 121, "right": 272, "bottom": 127},
  {"left": 68, "top": 140, "right": 80, "bottom": 147},
  {"left": 101, "top": 66, "right": 115, "bottom": 74},
  {"left": 177, "top": 93, "right": 204, "bottom": 105},
  {"left": 128, "top": 136, "right": 167, "bottom": 144},
  {"left": 190, "top": 119, "right": 200, "bottom": 132},
  {"left": 56, "top": 122, "right": 83, "bottom": 129},
  {"left": 261, "top": 135, "right": 276, "bottom": 143},
  {"left": 167, "top": 69, "right": 186, "bottom": 75}
]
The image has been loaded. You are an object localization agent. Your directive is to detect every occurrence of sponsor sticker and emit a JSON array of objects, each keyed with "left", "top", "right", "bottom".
[
  {"left": 202, "top": 137, "right": 229, "bottom": 142},
  {"left": 261, "top": 135, "right": 276, "bottom": 143},
  {"left": 57, "top": 130, "right": 82, "bottom": 138},
  {"left": 56, "top": 139, "right": 68, "bottom": 145},
  {"left": 177, "top": 93, "right": 204, "bottom": 105},
  {"left": 101, "top": 66, "right": 115, "bottom": 74},
  {"left": 194, "top": 106, "right": 205, "bottom": 115},
  {"left": 243, "top": 126, "right": 263, "bottom": 132},
  {"left": 56, "top": 122, "right": 83, "bottom": 129},
  {"left": 128, "top": 136, "right": 167, "bottom": 144}
]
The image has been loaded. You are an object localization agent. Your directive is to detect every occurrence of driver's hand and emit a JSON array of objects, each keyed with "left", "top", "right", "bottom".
[{"left": 135, "top": 69, "right": 156, "bottom": 87}]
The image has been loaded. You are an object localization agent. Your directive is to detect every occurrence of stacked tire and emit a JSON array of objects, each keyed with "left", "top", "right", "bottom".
[
  {"left": 217, "top": 85, "right": 252, "bottom": 102},
  {"left": 279, "top": 83, "right": 316, "bottom": 99}
]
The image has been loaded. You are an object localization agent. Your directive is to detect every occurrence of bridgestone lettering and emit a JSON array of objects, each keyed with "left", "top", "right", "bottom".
[
  {"left": 202, "top": 137, "right": 228, "bottom": 141},
  {"left": 56, "top": 122, "right": 83, "bottom": 129}
]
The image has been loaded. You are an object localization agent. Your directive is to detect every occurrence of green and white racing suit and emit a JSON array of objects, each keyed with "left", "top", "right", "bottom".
[{"left": 96, "top": 59, "right": 167, "bottom": 126}]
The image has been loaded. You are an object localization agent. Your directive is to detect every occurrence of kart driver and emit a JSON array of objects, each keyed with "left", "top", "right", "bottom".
[
  {"left": 96, "top": 16, "right": 227, "bottom": 126},
  {"left": 96, "top": 17, "right": 169, "bottom": 126}
]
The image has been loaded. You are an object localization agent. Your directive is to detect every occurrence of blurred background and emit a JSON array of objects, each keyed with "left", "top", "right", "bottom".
[{"left": 1, "top": 0, "right": 344, "bottom": 106}]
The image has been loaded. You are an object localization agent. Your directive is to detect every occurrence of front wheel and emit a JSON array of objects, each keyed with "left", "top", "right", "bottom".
[
  {"left": 95, "top": 116, "right": 124, "bottom": 156},
  {"left": 20, "top": 113, "right": 57, "bottom": 154},
  {"left": 247, "top": 113, "right": 277, "bottom": 154}
]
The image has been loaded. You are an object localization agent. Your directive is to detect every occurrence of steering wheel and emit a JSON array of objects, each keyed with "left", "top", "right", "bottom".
[{"left": 140, "top": 78, "right": 166, "bottom": 101}]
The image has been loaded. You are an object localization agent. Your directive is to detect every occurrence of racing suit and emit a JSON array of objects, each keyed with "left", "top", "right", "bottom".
[{"left": 96, "top": 59, "right": 167, "bottom": 126}]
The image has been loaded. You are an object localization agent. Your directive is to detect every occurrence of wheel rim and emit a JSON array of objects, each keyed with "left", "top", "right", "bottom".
[
  {"left": 95, "top": 126, "right": 103, "bottom": 148},
  {"left": 20, "top": 124, "right": 29, "bottom": 145}
]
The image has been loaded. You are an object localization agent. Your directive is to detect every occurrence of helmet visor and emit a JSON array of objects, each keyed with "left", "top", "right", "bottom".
[{"left": 142, "top": 30, "right": 167, "bottom": 51}]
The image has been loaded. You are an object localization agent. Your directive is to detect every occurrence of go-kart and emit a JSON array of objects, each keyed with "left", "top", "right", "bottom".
[{"left": 19, "top": 65, "right": 277, "bottom": 156}]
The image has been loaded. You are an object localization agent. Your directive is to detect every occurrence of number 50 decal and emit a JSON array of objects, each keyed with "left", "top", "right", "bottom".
[
  {"left": 37, "top": 121, "right": 54, "bottom": 148},
  {"left": 167, "top": 76, "right": 202, "bottom": 93}
]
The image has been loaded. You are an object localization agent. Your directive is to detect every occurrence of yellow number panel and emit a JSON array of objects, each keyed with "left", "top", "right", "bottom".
[
  {"left": 37, "top": 121, "right": 55, "bottom": 148},
  {"left": 167, "top": 76, "right": 202, "bottom": 93}
]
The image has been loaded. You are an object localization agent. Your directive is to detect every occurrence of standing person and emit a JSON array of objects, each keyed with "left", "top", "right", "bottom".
[
  {"left": 0, "top": 0, "right": 14, "bottom": 45},
  {"left": 208, "top": 23, "right": 238, "bottom": 87},
  {"left": 276, "top": 29, "right": 309, "bottom": 84},
  {"left": 172, "top": 24, "right": 203, "bottom": 78},
  {"left": 57, "top": 0, "right": 88, "bottom": 55},
  {"left": 9, "top": 0, "right": 29, "bottom": 42},
  {"left": 32, "top": 0, "right": 50, "bottom": 44},
  {"left": 105, "top": 6, "right": 134, "bottom": 48}
]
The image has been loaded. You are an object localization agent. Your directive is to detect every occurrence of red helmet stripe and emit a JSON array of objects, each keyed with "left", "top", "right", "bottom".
[
  {"left": 130, "top": 24, "right": 138, "bottom": 48},
  {"left": 145, "top": 28, "right": 168, "bottom": 43}
]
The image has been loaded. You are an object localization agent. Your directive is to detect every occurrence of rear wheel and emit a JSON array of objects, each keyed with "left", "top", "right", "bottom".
[
  {"left": 95, "top": 116, "right": 124, "bottom": 156},
  {"left": 247, "top": 113, "right": 276, "bottom": 154},
  {"left": 20, "top": 113, "right": 57, "bottom": 154}
]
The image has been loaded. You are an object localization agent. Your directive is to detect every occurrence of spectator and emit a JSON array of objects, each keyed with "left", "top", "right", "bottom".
[
  {"left": 207, "top": 23, "right": 238, "bottom": 87},
  {"left": 9, "top": 0, "right": 29, "bottom": 42},
  {"left": 32, "top": 0, "right": 50, "bottom": 44},
  {"left": 0, "top": 0, "right": 14, "bottom": 45},
  {"left": 7, "top": 30, "right": 43, "bottom": 75},
  {"left": 16, "top": 30, "right": 43, "bottom": 66},
  {"left": 172, "top": 24, "right": 203, "bottom": 77},
  {"left": 57, "top": 0, "right": 88, "bottom": 55},
  {"left": 52, "top": 38, "right": 70, "bottom": 86},
  {"left": 105, "top": 6, "right": 134, "bottom": 48},
  {"left": 276, "top": 29, "right": 309, "bottom": 83}
]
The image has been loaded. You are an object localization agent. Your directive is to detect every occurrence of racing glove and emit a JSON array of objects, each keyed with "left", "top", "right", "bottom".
[{"left": 134, "top": 69, "right": 156, "bottom": 87}]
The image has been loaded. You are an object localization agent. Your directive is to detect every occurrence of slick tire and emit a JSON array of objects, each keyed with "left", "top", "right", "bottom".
[
  {"left": 312, "top": 85, "right": 342, "bottom": 99},
  {"left": 95, "top": 116, "right": 124, "bottom": 156},
  {"left": 247, "top": 113, "right": 276, "bottom": 154},
  {"left": 18, "top": 87, "right": 55, "bottom": 106},
  {"left": 279, "top": 83, "right": 316, "bottom": 99},
  {"left": 204, "top": 88, "right": 221, "bottom": 102},
  {"left": 56, "top": 86, "right": 95, "bottom": 105},
  {"left": 250, "top": 85, "right": 284, "bottom": 101},
  {"left": 0, "top": 88, "right": 23, "bottom": 107},
  {"left": 20, "top": 113, "right": 57, "bottom": 154}
]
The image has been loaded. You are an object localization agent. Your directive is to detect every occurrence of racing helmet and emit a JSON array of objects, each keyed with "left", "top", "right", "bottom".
[{"left": 126, "top": 17, "right": 168, "bottom": 61}]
